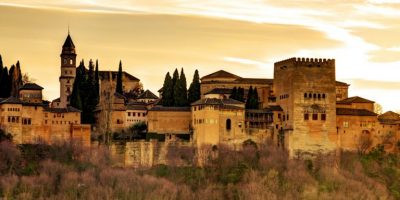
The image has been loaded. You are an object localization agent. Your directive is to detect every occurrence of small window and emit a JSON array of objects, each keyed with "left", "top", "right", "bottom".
[
  {"left": 304, "top": 93, "right": 307, "bottom": 98},
  {"left": 287, "top": 114, "right": 289, "bottom": 120},
  {"left": 322, "top": 94, "right": 326, "bottom": 99},
  {"left": 304, "top": 113, "right": 309, "bottom": 120},
  {"left": 309, "top": 93, "right": 312, "bottom": 98},
  {"left": 128, "top": 112, "right": 131, "bottom": 116},
  {"left": 321, "top": 114, "right": 326, "bottom": 121},
  {"left": 69, "top": 59, "right": 73, "bottom": 65},
  {"left": 313, "top": 94, "right": 316, "bottom": 99},
  {"left": 312, "top": 114, "right": 318, "bottom": 120},
  {"left": 318, "top": 94, "right": 321, "bottom": 99},
  {"left": 226, "top": 119, "right": 231, "bottom": 130}
]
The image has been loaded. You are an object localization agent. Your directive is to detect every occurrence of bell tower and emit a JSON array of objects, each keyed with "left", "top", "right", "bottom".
[{"left": 59, "top": 32, "right": 77, "bottom": 108}]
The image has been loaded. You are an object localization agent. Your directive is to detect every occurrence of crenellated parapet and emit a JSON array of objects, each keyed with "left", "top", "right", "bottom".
[{"left": 274, "top": 57, "right": 335, "bottom": 69}]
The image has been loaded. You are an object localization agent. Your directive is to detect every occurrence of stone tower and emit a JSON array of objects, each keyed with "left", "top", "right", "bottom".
[
  {"left": 59, "top": 33, "right": 77, "bottom": 108},
  {"left": 273, "top": 58, "right": 338, "bottom": 157}
]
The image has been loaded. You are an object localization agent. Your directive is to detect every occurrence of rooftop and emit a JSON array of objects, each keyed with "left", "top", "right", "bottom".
[
  {"left": 62, "top": 34, "right": 75, "bottom": 49},
  {"left": 149, "top": 106, "right": 191, "bottom": 112},
  {"left": 201, "top": 70, "right": 241, "bottom": 80},
  {"left": 19, "top": 83, "right": 43, "bottom": 91},
  {"left": 191, "top": 98, "right": 244, "bottom": 106},
  {"left": 44, "top": 106, "right": 81, "bottom": 113},
  {"left": 126, "top": 104, "right": 147, "bottom": 111},
  {"left": 337, "top": 96, "right": 375, "bottom": 104},
  {"left": 98, "top": 71, "right": 140, "bottom": 81},
  {"left": 378, "top": 111, "right": 400, "bottom": 124},
  {"left": 137, "top": 90, "right": 158, "bottom": 99},
  {"left": 204, "top": 88, "right": 232, "bottom": 95},
  {"left": 336, "top": 108, "right": 377, "bottom": 116}
]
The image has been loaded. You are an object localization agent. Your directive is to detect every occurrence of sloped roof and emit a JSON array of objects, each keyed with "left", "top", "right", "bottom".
[
  {"left": 201, "top": 70, "right": 241, "bottom": 80},
  {"left": 0, "top": 97, "right": 24, "bottom": 105},
  {"left": 19, "top": 83, "right": 43, "bottom": 91},
  {"left": 336, "top": 81, "right": 349, "bottom": 86},
  {"left": 204, "top": 88, "right": 232, "bottom": 95},
  {"left": 126, "top": 104, "right": 147, "bottom": 111},
  {"left": 235, "top": 78, "right": 273, "bottom": 85},
  {"left": 149, "top": 106, "right": 191, "bottom": 112},
  {"left": 337, "top": 96, "right": 374, "bottom": 104},
  {"left": 44, "top": 106, "right": 81, "bottom": 113},
  {"left": 336, "top": 108, "right": 377, "bottom": 116},
  {"left": 62, "top": 34, "right": 75, "bottom": 48},
  {"left": 98, "top": 71, "right": 140, "bottom": 81},
  {"left": 191, "top": 98, "right": 244, "bottom": 106},
  {"left": 378, "top": 111, "right": 400, "bottom": 124},
  {"left": 137, "top": 90, "right": 158, "bottom": 99}
]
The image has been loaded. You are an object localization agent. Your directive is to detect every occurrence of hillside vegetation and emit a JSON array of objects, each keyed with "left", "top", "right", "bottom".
[{"left": 0, "top": 137, "right": 399, "bottom": 199}]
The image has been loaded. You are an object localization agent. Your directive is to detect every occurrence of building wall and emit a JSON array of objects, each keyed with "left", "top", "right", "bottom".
[
  {"left": 192, "top": 105, "right": 246, "bottom": 148},
  {"left": 126, "top": 109, "right": 147, "bottom": 127},
  {"left": 147, "top": 110, "right": 191, "bottom": 134},
  {"left": 274, "top": 58, "right": 338, "bottom": 156},
  {"left": 59, "top": 53, "right": 76, "bottom": 108},
  {"left": 337, "top": 115, "right": 377, "bottom": 151},
  {"left": 336, "top": 85, "right": 349, "bottom": 101},
  {"left": 19, "top": 90, "right": 42, "bottom": 103}
]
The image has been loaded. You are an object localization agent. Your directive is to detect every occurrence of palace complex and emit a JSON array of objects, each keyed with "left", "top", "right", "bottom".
[{"left": 0, "top": 33, "right": 399, "bottom": 157}]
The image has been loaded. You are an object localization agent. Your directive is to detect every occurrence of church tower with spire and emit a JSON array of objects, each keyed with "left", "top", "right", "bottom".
[{"left": 58, "top": 32, "right": 77, "bottom": 108}]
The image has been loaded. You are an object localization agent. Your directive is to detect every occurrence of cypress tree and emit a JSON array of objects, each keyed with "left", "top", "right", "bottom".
[
  {"left": 70, "top": 62, "right": 85, "bottom": 110},
  {"left": 0, "top": 67, "right": 9, "bottom": 98},
  {"left": 172, "top": 68, "right": 179, "bottom": 88},
  {"left": 161, "top": 72, "right": 174, "bottom": 106},
  {"left": 252, "top": 87, "right": 259, "bottom": 109},
  {"left": 116, "top": 61, "right": 123, "bottom": 94},
  {"left": 188, "top": 69, "right": 201, "bottom": 103},
  {"left": 177, "top": 68, "right": 188, "bottom": 106},
  {"left": 230, "top": 87, "right": 238, "bottom": 100},
  {"left": 0, "top": 54, "right": 3, "bottom": 69},
  {"left": 10, "top": 61, "right": 23, "bottom": 97},
  {"left": 94, "top": 60, "right": 100, "bottom": 99},
  {"left": 238, "top": 87, "right": 245, "bottom": 102},
  {"left": 245, "top": 86, "right": 253, "bottom": 109}
]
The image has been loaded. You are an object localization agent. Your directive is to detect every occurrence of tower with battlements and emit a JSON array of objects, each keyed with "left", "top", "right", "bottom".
[{"left": 273, "top": 58, "right": 338, "bottom": 157}]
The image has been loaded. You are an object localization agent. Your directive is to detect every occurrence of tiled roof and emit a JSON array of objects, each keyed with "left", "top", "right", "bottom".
[
  {"left": 378, "top": 111, "right": 400, "bottom": 124},
  {"left": 337, "top": 96, "right": 374, "bottom": 104},
  {"left": 0, "top": 97, "right": 24, "bottom": 104},
  {"left": 98, "top": 71, "right": 140, "bottom": 81},
  {"left": 191, "top": 98, "right": 244, "bottom": 106},
  {"left": 336, "top": 81, "right": 349, "bottom": 86},
  {"left": 336, "top": 108, "right": 377, "bottom": 116},
  {"left": 204, "top": 88, "right": 232, "bottom": 95},
  {"left": 235, "top": 78, "right": 273, "bottom": 85},
  {"left": 44, "top": 106, "right": 81, "bottom": 113},
  {"left": 126, "top": 104, "right": 147, "bottom": 111},
  {"left": 201, "top": 70, "right": 241, "bottom": 80},
  {"left": 149, "top": 106, "right": 191, "bottom": 112},
  {"left": 19, "top": 83, "right": 43, "bottom": 90},
  {"left": 137, "top": 90, "right": 158, "bottom": 99}
]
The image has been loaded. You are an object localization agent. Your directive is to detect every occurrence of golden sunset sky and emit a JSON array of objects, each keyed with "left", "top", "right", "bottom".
[{"left": 0, "top": 0, "right": 400, "bottom": 111}]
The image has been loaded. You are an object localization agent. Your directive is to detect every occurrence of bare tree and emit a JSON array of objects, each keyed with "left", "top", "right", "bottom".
[
  {"left": 374, "top": 103, "right": 383, "bottom": 115},
  {"left": 357, "top": 131, "right": 373, "bottom": 155}
]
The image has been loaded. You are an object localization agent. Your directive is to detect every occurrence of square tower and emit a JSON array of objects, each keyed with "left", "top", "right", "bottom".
[
  {"left": 273, "top": 58, "right": 338, "bottom": 156},
  {"left": 59, "top": 34, "right": 77, "bottom": 108}
]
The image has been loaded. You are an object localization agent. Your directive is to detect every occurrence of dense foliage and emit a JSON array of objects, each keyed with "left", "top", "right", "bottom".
[
  {"left": 70, "top": 60, "right": 100, "bottom": 124},
  {"left": 245, "top": 86, "right": 259, "bottom": 109},
  {"left": 0, "top": 55, "right": 23, "bottom": 98},
  {"left": 162, "top": 68, "right": 200, "bottom": 107},
  {"left": 230, "top": 86, "right": 245, "bottom": 102},
  {"left": 116, "top": 60, "right": 123, "bottom": 94},
  {"left": 0, "top": 139, "right": 399, "bottom": 199}
]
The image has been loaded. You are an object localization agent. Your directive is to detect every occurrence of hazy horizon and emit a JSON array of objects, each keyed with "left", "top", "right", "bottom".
[{"left": 1, "top": 1, "right": 400, "bottom": 112}]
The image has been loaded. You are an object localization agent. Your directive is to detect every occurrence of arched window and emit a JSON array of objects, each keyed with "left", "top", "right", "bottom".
[
  {"left": 69, "top": 59, "right": 73, "bottom": 65},
  {"left": 226, "top": 119, "right": 231, "bottom": 131},
  {"left": 313, "top": 93, "right": 316, "bottom": 98},
  {"left": 309, "top": 93, "right": 312, "bottom": 98},
  {"left": 304, "top": 93, "right": 307, "bottom": 98},
  {"left": 318, "top": 94, "right": 321, "bottom": 99},
  {"left": 322, "top": 94, "right": 326, "bottom": 99}
]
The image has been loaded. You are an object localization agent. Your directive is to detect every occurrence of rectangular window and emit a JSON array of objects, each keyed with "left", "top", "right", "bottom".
[
  {"left": 343, "top": 121, "right": 349, "bottom": 128},
  {"left": 304, "top": 113, "right": 309, "bottom": 120},
  {"left": 321, "top": 114, "right": 326, "bottom": 121},
  {"left": 312, "top": 114, "right": 318, "bottom": 120},
  {"left": 128, "top": 112, "right": 131, "bottom": 116},
  {"left": 133, "top": 112, "right": 136, "bottom": 117}
]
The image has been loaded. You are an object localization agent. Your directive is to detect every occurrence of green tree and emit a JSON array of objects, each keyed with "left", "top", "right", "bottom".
[
  {"left": 10, "top": 61, "right": 23, "bottom": 97},
  {"left": 95, "top": 60, "right": 100, "bottom": 99},
  {"left": 0, "top": 67, "right": 10, "bottom": 98},
  {"left": 238, "top": 87, "right": 245, "bottom": 102},
  {"left": 161, "top": 72, "right": 174, "bottom": 106},
  {"left": 175, "top": 68, "right": 188, "bottom": 106},
  {"left": 245, "top": 86, "right": 253, "bottom": 109},
  {"left": 188, "top": 69, "right": 201, "bottom": 104},
  {"left": 230, "top": 87, "right": 238, "bottom": 100},
  {"left": 172, "top": 68, "right": 179, "bottom": 89},
  {"left": 252, "top": 87, "right": 259, "bottom": 109},
  {"left": 70, "top": 61, "right": 85, "bottom": 110},
  {"left": 116, "top": 60, "right": 123, "bottom": 94}
]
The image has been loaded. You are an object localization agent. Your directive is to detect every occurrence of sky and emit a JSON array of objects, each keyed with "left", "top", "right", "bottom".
[{"left": 0, "top": 0, "right": 400, "bottom": 111}]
